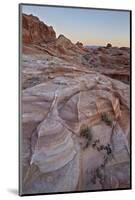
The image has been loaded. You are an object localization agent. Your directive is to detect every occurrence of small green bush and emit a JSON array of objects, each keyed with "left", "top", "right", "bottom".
[
  {"left": 101, "top": 112, "right": 112, "bottom": 126},
  {"left": 80, "top": 125, "right": 92, "bottom": 149}
]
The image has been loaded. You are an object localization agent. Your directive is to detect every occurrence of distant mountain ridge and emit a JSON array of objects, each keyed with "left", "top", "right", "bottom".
[{"left": 84, "top": 45, "right": 105, "bottom": 49}]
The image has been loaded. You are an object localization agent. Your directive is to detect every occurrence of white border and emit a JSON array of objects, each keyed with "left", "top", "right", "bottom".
[{"left": 0, "top": 0, "right": 134, "bottom": 199}]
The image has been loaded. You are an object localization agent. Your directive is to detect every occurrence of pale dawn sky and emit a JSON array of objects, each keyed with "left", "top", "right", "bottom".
[{"left": 22, "top": 4, "right": 130, "bottom": 47}]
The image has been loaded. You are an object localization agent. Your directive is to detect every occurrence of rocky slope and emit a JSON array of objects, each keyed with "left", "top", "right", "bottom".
[
  {"left": 83, "top": 45, "right": 130, "bottom": 83},
  {"left": 20, "top": 14, "right": 131, "bottom": 194},
  {"left": 22, "top": 14, "right": 56, "bottom": 44},
  {"left": 22, "top": 14, "right": 130, "bottom": 83}
]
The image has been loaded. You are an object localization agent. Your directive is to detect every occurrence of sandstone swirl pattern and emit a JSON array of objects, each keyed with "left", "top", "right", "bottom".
[{"left": 21, "top": 68, "right": 130, "bottom": 194}]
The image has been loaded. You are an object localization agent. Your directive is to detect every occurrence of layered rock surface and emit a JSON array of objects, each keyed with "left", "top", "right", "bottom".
[
  {"left": 22, "top": 14, "right": 56, "bottom": 44},
  {"left": 21, "top": 13, "right": 131, "bottom": 194},
  {"left": 83, "top": 46, "right": 130, "bottom": 83},
  {"left": 22, "top": 14, "right": 130, "bottom": 84}
]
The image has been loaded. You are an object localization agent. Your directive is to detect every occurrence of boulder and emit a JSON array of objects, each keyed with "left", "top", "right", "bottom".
[{"left": 106, "top": 43, "right": 112, "bottom": 48}]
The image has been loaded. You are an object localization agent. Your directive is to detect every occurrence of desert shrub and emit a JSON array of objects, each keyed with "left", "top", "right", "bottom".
[
  {"left": 23, "top": 77, "right": 41, "bottom": 89},
  {"left": 48, "top": 61, "right": 55, "bottom": 67},
  {"left": 80, "top": 125, "right": 92, "bottom": 149},
  {"left": 101, "top": 112, "right": 112, "bottom": 126},
  {"left": 46, "top": 65, "right": 54, "bottom": 73}
]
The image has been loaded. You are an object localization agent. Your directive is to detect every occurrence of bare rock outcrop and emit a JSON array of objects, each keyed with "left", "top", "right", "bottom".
[
  {"left": 22, "top": 14, "right": 56, "bottom": 44},
  {"left": 46, "top": 34, "right": 86, "bottom": 57},
  {"left": 82, "top": 46, "right": 130, "bottom": 83},
  {"left": 106, "top": 43, "right": 112, "bottom": 48},
  {"left": 76, "top": 41, "right": 83, "bottom": 48},
  {"left": 22, "top": 14, "right": 130, "bottom": 84}
]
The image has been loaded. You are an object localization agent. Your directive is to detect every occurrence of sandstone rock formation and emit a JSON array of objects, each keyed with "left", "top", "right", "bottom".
[
  {"left": 22, "top": 14, "right": 130, "bottom": 84},
  {"left": 106, "top": 43, "right": 112, "bottom": 48},
  {"left": 83, "top": 46, "right": 130, "bottom": 83},
  {"left": 76, "top": 41, "right": 83, "bottom": 48},
  {"left": 20, "top": 13, "right": 131, "bottom": 195},
  {"left": 22, "top": 14, "right": 56, "bottom": 44}
]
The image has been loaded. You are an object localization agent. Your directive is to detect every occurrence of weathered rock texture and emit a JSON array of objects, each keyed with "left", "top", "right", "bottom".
[
  {"left": 22, "top": 14, "right": 130, "bottom": 84},
  {"left": 83, "top": 46, "right": 130, "bottom": 83},
  {"left": 20, "top": 14, "right": 131, "bottom": 195},
  {"left": 22, "top": 14, "right": 56, "bottom": 44}
]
